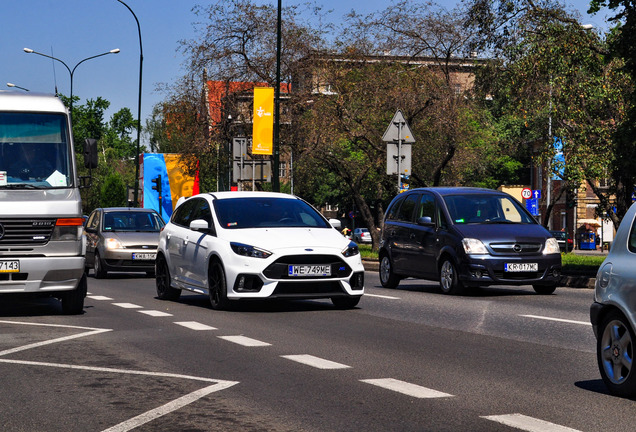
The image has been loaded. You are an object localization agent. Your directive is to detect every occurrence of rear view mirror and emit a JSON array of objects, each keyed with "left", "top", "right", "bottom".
[{"left": 83, "top": 138, "right": 98, "bottom": 169}]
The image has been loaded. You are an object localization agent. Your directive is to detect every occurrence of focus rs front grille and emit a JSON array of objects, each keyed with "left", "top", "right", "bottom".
[
  {"left": 263, "top": 254, "right": 352, "bottom": 279},
  {"left": 0, "top": 219, "right": 55, "bottom": 246}
]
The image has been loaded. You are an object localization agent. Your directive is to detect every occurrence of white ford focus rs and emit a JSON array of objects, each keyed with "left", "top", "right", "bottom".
[{"left": 156, "top": 191, "right": 364, "bottom": 310}]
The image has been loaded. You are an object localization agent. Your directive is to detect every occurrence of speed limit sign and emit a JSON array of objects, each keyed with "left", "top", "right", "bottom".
[{"left": 521, "top": 188, "right": 532, "bottom": 200}]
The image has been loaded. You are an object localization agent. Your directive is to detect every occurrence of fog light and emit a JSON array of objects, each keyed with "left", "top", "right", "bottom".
[
  {"left": 552, "top": 269, "right": 560, "bottom": 278},
  {"left": 475, "top": 270, "right": 482, "bottom": 279}
]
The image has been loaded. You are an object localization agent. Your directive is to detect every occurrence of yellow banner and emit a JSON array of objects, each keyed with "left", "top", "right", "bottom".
[{"left": 252, "top": 87, "right": 274, "bottom": 155}]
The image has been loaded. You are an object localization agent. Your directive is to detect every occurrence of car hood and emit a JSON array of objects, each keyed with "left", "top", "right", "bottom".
[
  {"left": 453, "top": 223, "right": 550, "bottom": 243},
  {"left": 104, "top": 231, "right": 161, "bottom": 247},
  {"left": 221, "top": 227, "right": 350, "bottom": 252}
]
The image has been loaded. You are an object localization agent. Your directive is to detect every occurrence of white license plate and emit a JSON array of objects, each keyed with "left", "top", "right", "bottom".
[
  {"left": 288, "top": 264, "right": 331, "bottom": 277},
  {"left": 505, "top": 262, "right": 538, "bottom": 272},
  {"left": 132, "top": 253, "right": 156, "bottom": 260},
  {"left": 0, "top": 260, "right": 19, "bottom": 273}
]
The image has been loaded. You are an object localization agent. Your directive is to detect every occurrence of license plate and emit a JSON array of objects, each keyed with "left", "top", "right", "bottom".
[
  {"left": 288, "top": 264, "right": 331, "bottom": 277},
  {"left": 132, "top": 253, "right": 156, "bottom": 260},
  {"left": 505, "top": 262, "right": 538, "bottom": 272},
  {"left": 0, "top": 260, "right": 19, "bottom": 273}
]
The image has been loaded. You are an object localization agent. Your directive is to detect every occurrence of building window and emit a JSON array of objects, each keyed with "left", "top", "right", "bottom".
[{"left": 280, "top": 162, "right": 287, "bottom": 178}]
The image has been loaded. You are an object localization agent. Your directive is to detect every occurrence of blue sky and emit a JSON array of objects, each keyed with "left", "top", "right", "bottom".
[{"left": 1, "top": 1, "right": 609, "bottom": 143}]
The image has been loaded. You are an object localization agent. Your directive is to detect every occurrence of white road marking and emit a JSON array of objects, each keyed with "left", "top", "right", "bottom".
[
  {"left": 101, "top": 381, "right": 237, "bottom": 432},
  {"left": 482, "top": 414, "right": 582, "bottom": 432},
  {"left": 174, "top": 321, "right": 217, "bottom": 331},
  {"left": 0, "top": 320, "right": 112, "bottom": 356},
  {"left": 87, "top": 295, "right": 113, "bottom": 301},
  {"left": 218, "top": 335, "right": 271, "bottom": 347},
  {"left": 364, "top": 293, "right": 400, "bottom": 300},
  {"left": 360, "top": 378, "right": 453, "bottom": 398},
  {"left": 281, "top": 354, "right": 351, "bottom": 369},
  {"left": 112, "top": 302, "right": 143, "bottom": 309},
  {"left": 138, "top": 310, "right": 173, "bottom": 317},
  {"left": 520, "top": 315, "right": 591, "bottom": 326}
]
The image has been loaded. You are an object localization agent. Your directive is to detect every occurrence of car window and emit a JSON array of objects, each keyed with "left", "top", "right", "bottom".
[
  {"left": 171, "top": 198, "right": 199, "bottom": 228},
  {"left": 103, "top": 211, "right": 163, "bottom": 232},
  {"left": 214, "top": 197, "right": 330, "bottom": 229},
  {"left": 443, "top": 194, "right": 535, "bottom": 224},
  {"left": 628, "top": 219, "right": 636, "bottom": 253},
  {"left": 416, "top": 193, "right": 436, "bottom": 222},
  {"left": 386, "top": 195, "right": 406, "bottom": 221},
  {"left": 396, "top": 194, "right": 419, "bottom": 222},
  {"left": 86, "top": 211, "right": 100, "bottom": 231}
]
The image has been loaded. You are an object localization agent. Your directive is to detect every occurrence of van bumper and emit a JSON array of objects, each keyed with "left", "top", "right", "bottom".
[{"left": 0, "top": 256, "right": 85, "bottom": 293}]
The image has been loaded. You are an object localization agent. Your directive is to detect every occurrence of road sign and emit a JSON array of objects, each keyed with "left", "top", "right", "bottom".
[
  {"left": 533, "top": 189, "right": 541, "bottom": 199},
  {"left": 386, "top": 143, "right": 411, "bottom": 175},
  {"left": 382, "top": 110, "right": 416, "bottom": 143},
  {"left": 526, "top": 198, "right": 539, "bottom": 216},
  {"left": 521, "top": 188, "right": 532, "bottom": 200}
]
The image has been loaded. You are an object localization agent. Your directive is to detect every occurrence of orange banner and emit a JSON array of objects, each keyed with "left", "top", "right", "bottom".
[{"left": 252, "top": 87, "right": 274, "bottom": 155}]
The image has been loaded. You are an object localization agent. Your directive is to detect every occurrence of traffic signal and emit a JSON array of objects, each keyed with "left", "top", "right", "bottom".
[{"left": 151, "top": 175, "right": 162, "bottom": 198}]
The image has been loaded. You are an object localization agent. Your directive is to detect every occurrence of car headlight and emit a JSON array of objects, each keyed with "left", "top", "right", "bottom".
[
  {"left": 462, "top": 238, "right": 488, "bottom": 254},
  {"left": 342, "top": 241, "right": 359, "bottom": 257},
  {"left": 105, "top": 238, "right": 123, "bottom": 249},
  {"left": 230, "top": 242, "right": 272, "bottom": 258},
  {"left": 543, "top": 237, "right": 560, "bottom": 255}
]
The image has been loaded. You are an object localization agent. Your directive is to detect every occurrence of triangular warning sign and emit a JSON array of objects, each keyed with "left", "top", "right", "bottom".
[{"left": 382, "top": 110, "right": 416, "bottom": 143}]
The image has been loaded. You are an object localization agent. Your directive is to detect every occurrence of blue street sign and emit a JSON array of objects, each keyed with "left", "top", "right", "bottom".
[
  {"left": 533, "top": 190, "right": 541, "bottom": 200},
  {"left": 526, "top": 198, "right": 539, "bottom": 216}
]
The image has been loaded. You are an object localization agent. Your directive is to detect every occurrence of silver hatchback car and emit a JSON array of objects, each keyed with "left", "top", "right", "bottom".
[{"left": 591, "top": 202, "right": 636, "bottom": 397}]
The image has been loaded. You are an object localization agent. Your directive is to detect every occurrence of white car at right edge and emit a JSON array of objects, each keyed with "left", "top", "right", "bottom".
[{"left": 155, "top": 191, "right": 365, "bottom": 310}]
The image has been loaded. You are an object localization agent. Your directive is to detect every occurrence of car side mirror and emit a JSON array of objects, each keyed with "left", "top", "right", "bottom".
[
  {"left": 328, "top": 218, "right": 342, "bottom": 230},
  {"left": 83, "top": 138, "right": 98, "bottom": 169},
  {"left": 190, "top": 219, "right": 212, "bottom": 234},
  {"left": 417, "top": 216, "right": 434, "bottom": 226}
]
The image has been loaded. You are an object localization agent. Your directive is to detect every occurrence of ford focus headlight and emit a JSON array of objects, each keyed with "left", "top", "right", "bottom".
[
  {"left": 341, "top": 241, "right": 359, "bottom": 257},
  {"left": 105, "top": 237, "right": 123, "bottom": 250},
  {"left": 231, "top": 242, "right": 272, "bottom": 259}
]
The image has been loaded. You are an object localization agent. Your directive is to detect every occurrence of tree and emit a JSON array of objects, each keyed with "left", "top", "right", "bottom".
[{"left": 100, "top": 171, "right": 127, "bottom": 207}]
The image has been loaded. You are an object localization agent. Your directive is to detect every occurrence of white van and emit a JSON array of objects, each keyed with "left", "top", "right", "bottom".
[{"left": 0, "top": 92, "right": 95, "bottom": 314}]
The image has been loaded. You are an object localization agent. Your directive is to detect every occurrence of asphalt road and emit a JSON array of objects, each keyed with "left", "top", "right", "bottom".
[{"left": 0, "top": 271, "right": 632, "bottom": 431}]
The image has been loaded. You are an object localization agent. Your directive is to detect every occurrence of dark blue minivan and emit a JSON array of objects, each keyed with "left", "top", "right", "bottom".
[{"left": 379, "top": 187, "right": 562, "bottom": 294}]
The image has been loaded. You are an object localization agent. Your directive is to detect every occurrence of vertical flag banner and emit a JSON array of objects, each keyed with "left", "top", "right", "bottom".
[{"left": 252, "top": 87, "right": 274, "bottom": 155}]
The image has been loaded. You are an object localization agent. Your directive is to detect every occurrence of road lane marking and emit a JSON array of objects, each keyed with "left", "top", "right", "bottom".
[
  {"left": 0, "top": 321, "right": 112, "bottom": 356},
  {"left": 520, "top": 315, "right": 591, "bottom": 326},
  {"left": 360, "top": 378, "right": 453, "bottom": 398},
  {"left": 218, "top": 336, "right": 271, "bottom": 347},
  {"left": 112, "top": 302, "right": 143, "bottom": 309},
  {"left": 138, "top": 310, "right": 173, "bottom": 317},
  {"left": 101, "top": 381, "right": 238, "bottom": 432},
  {"left": 364, "top": 293, "right": 401, "bottom": 300},
  {"left": 482, "top": 414, "right": 581, "bottom": 432},
  {"left": 174, "top": 321, "right": 217, "bottom": 331},
  {"left": 87, "top": 295, "right": 113, "bottom": 301},
  {"left": 282, "top": 354, "right": 351, "bottom": 369}
]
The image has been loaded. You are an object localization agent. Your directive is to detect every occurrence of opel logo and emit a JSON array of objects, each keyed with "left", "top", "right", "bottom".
[
  {"left": 0, "top": 223, "right": 4, "bottom": 241},
  {"left": 513, "top": 244, "right": 522, "bottom": 252}
]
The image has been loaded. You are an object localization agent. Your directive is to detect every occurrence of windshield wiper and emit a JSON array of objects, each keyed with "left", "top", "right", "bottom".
[{"left": 0, "top": 183, "right": 44, "bottom": 189}]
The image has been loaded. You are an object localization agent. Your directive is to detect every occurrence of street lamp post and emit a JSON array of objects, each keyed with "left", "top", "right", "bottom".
[
  {"left": 23, "top": 47, "right": 120, "bottom": 118},
  {"left": 6, "top": 83, "right": 29, "bottom": 91},
  {"left": 116, "top": 0, "right": 144, "bottom": 207}
]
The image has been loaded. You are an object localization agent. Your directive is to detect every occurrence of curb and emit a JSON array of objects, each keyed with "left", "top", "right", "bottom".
[{"left": 361, "top": 260, "right": 595, "bottom": 289}]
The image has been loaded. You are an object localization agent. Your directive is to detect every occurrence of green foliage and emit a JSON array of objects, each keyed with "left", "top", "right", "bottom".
[{"left": 100, "top": 171, "right": 127, "bottom": 208}]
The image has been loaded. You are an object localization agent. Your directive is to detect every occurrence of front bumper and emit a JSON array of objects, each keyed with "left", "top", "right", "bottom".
[
  {"left": 457, "top": 254, "right": 562, "bottom": 287},
  {"left": 0, "top": 256, "right": 85, "bottom": 293}
]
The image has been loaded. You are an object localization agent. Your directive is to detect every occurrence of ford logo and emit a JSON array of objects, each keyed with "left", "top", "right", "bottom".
[{"left": 305, "top": 248, "right": 313, "bottom": 252}]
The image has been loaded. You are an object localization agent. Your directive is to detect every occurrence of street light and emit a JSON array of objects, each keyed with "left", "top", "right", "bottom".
[
  {"left": 116, "top": 0, "right": 144, "bottom": 207},
  {"left": 6, "top": 83, "right": 29, "bottom": 91},
  {"left": 23, "top": 47, "right": 120, "bottom": 117}
]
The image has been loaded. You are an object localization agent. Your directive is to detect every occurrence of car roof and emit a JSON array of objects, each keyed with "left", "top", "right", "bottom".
[
  {"left": 206, "top": 191, "right": 299, "bottom": 200},
  {"left": 407, "top": 187, "right": 508, "bottom": 197},
  {"left": 100, "top": 207, "right": 158, "bottom": 213},
  {"left": 0, "top": 91, "right": 68, "bottom": 113}
]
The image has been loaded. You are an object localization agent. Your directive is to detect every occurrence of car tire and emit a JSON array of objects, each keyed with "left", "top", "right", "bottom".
[
  {"left": 209, "top": 259, "right": 230, "bottom": 311},
  {"left": 597, "top": 309, "right": 636, "bottom": 397},
  {"left": 379, "top": 254, "right": 400, "bottom": 289},
  {"left": 533, "top": 284, "right": 557, "bottom": 295},
  {"left": 155, "top": 255, "right": 181, "bottom": 301},
  {"left": 60, "top": 273, "right": 87, "bottom": 315},
  {"left": 94, "top": 251, "right": 107, "bottom": 279},
  {"left": 331, "top": 296, "right": 361, "bottom": 309},
  {"left": 439, "top": 258, "right": 464, "bottom": 295}
]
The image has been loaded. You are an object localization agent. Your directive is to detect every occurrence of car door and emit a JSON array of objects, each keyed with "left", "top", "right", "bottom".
[
  {"left": 388, "top": 193, "right": 419, "bottom": 274},
  {"left": 406, "top": 192, "right": 439, "bottom": 277},
  {"left": 181, "top": 197, "right": 214, "bottom": 289},
  {"left": 166, "top": 198, "right": 197, "bottom": 284},
  {"left": 84, "top": 210, "right": 101, "bottom": 268}
]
